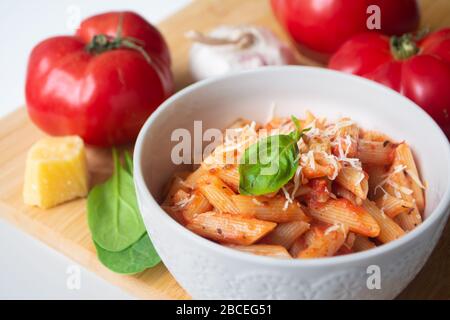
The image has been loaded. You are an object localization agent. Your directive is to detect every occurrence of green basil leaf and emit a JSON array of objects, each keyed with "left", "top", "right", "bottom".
[
  {"left": 123, "top": 151, "right": 133, "bottom": 175},
  {"left": 290, "top": 115, "right": 302, "bottom": 141},
  {"left": 239, "top": 134, "right": 299, "bottom": 195},
  {"left": 87, "top": 149, "right": 146, "bottom": 252},
  {"left": 95, "top": 233, "right": 160, "bottom": 275}
]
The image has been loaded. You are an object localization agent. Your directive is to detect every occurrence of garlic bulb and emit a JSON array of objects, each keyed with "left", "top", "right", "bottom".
[{"left": 187, "top": 25, "right": 296, "bottom": 81}]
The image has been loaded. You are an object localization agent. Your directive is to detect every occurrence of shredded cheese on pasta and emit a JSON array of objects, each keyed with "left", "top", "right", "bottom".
[
  {"left": 174, "top": 194, "right": 195, "bottom": 209},
  {"left": 405, "top": 169, "right": 425, "bottom": 189},
  {"left": 332, "top": 135, "right": 362, "bottom": 170},
  {"left": 380, "top": 207, "right": 387, "bottom": 219},
  {"left": 374, "top": 164, "right": 414, "bottom": 198},
  {"left": 252, "top": 198, "right": 264, "bottom": 206},
  {"left": 323, "top": 119, "right": 355, "bottom": 137},
  {"left": 321, "top": 151, "right": 340, "bottom": 180},
  {"left": 163, "top": 111, "right": 426, "bottom": 259},
  {"left": 281, "top": 186, "right": 293, "bottom": 211},
  {"left": 355, "top": 171, "right": 365, "bottom": 186},
  {"left": 324, "top": 223, "right": 347, "bottom": 237},
  {"left": 290, "top": 166, "right": 302, "bottom": 199}
]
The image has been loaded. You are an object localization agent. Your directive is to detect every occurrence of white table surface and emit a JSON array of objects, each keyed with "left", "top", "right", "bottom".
[{"left": 0, "top": 0, "right": 191, "bottom": 300}]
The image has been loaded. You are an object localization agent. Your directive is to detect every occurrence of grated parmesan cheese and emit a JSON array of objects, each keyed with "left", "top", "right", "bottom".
[
  {"left": 380, "top": 207, "right": 387, "bottom": 219},
  {"left": 307, "top": 150, "right": 316, "bottom": 171},
  {"left": 355, "top": 171, "right": 365, "bottom": 186},
  {"left": 405, "top": 169, "right": 425, "bottom": 189},
  {"left": 290, "top": 166, "right": 302, "bottom": 199},
  {"left": 321, "top": 151, "right": 340, "bottom": 180},
  {"left": 324, "top": 224, "right": 340, "bottom": 235},
  {"left": 324, "top": 223, "right": 346, "bottom": 237},
  {"left": 374, "top": 165, "right": 411, "bottom": 197},
  {"left": 252, "top": 198, "right": 264, "bottom": 206},
  {"left": 281, "top": 186, "right": 293, "bottom": 211},
  {"left": 323, "top": 120, "right": 355, "bottom": 137},
  {"left": 331, "top": 135, "right": 362, "bottom": 170},
  {"left": 387, "top": 180, "right": 413, "bottom": 196},
  {"left": 174, "top": 194, "right": 195, "bottom": 210}
]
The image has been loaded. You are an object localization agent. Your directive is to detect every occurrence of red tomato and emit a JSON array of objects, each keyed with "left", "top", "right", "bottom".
[
  {"left": 26, "top": 11, "right": 173, "bottom": 146},
  {"left": 329, "top": 29, "right": 450, "bottom": 138},
  {"left": 271, "top": 0, "right": 420, "bottom": 60}
]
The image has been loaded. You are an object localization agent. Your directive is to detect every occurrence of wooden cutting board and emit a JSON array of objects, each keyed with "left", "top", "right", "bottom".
[{"left": 1, "top": 0, "right": 449, "bottom": 300}]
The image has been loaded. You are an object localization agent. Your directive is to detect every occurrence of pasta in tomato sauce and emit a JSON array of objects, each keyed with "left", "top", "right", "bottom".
[{"left": 161, "top": 112, "right": 425, "bottom": 259}]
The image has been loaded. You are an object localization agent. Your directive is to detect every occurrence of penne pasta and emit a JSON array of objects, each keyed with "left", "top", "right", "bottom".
[
  {"left": 261, "top": 220, "right": 310, "bottom": 248},
  {"left": 293, "top": 185, "right": 312, "bottom": 198},
  {"left": 231, "top": 195, "right": 309, "bottom": 222},
  {"left": 172, "top": 189, "right": 191, "bottom": 207},
  {"left": 395, "top": 143, "right": 425, "bottom": 212},
  {"left": 336, "top": 231, "right": 356, "bottom": 256},
  {"left": 357, "top": 139, "right": 396, "bottom": 165},
  {"left": 332, "top": 118, "right": 359, "bottom": 158},
  {"left": 162, "top": 175, "right": 192, "bottom": 205},
  {"left": 162, "top": 113, "right": 426, "bottom": 259},
  {"left": 361, "top": 130, "right": 392, "bottom": 143},
  {"left": 333, "top": 184, "right": 362, "bottom": 206},
  {"left": 365, "top": 165, "right": 389, "bottom": 200},
  {"left": 197, "top": 174, "right": 240, "bottom": 214},
  {"left": 353, "top": 236, "right": 376, "bottom": 252},
  {"left": 301, "top": 151, "right": 340, "bottom": 180},
  {"left": 335, "top": 167, "right": 368, "bottom": 199},
  {"left": 375, "top": 193, "right": 414, "bottom": 219},
  {"left": 184, "top": 166, "right": 208, "bottom": 189},
  {"left": 362, "top": 199, "right": 405, "bottom": 243},
  {"left": 172, "top": 189, "right": 212, "bottom": 222},
  {"left": 384, "top": 162, "right": 423, "bottom": 231},
  {"left": 226, "top": 244, "right": 292, "bottom": 259},
  {"left": 308, "top": 179, "right": 331, "bottom": 203},
  {"left": 210, "top": 164, "right": 240, "bottom": 192},
  {"left": 289, "top": 237, "right": 307, "bottom": 257},
  {"left": 308, "top": 136, "right": 332, "bottom": 154},
  {"left": 186, "top": 212, "right": 276, "bottom": 245},
  {"left": 307, "top": 198, "right": 380, "bottom": 237},
  {"left": 297, "top": 224, "right": 347, "bottom": 259},
  {"left": 343, "top": 232, "right": 356, "bottom": 250},
  {"left": 394, "top": 209, "right": 423, "bottom": 231},
  {"left": 336, "top": 245, "right": 353, "bottom": 255}
]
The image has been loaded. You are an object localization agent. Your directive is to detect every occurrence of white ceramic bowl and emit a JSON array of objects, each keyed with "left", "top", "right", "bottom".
[{"left": 134, "top": 66, "right": 450, "bottom": 300}]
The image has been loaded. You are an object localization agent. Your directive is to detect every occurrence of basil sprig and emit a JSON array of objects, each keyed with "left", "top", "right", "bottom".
[{"left": 239, "top": 116, "right": 309, "bottom": 196}]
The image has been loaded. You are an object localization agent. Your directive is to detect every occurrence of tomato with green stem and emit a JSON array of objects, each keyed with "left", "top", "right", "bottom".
[
  {"left": 26, "top": 11, "right": 173, "bottom": 146},
  {"left": 329, "top": 29, "right": 450, "bottom": 139}
]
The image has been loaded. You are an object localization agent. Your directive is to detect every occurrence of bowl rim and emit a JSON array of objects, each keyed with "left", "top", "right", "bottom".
[{"left": 134, "top": 66, "right": 450, "bottom": 267}]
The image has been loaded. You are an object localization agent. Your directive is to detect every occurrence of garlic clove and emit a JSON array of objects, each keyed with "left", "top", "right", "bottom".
[{"left": 187, "top": 25, "right": 296, "bottom": 81}]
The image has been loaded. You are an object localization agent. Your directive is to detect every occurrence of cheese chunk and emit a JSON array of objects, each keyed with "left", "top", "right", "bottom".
[{"left": 23, "top": 136, "right": 88, "bottom": 209}]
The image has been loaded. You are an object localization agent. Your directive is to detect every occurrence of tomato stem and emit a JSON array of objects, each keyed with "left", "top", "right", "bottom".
[
  {"left": 85, "top": 13, "right": 152, "bottom": 64},
  {"left": 390, "top": 34, "right": 419, "bottom": 61}
]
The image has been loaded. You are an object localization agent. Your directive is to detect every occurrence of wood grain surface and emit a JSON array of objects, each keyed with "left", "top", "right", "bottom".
[{"left": 0, "top": 0, "right": 449, "bottom": 299}]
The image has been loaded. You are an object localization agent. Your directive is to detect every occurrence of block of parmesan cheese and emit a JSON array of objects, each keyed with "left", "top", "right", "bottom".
[{"left": 23, "top": 136, "right": 88, "bottom": 209}]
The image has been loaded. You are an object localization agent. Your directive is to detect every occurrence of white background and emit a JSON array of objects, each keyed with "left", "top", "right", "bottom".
[{"left": 0, "top": 0, "right": 190, "bottom": 299}]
